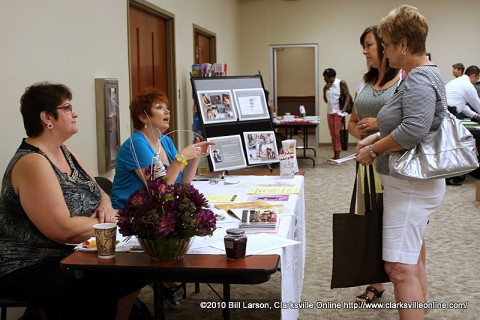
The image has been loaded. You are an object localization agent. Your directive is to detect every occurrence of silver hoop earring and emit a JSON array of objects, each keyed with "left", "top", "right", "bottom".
[
  {"left": 47, "top": 123, "right": 53, "bottom": 129},
  {"left": 401, "top": 50, "right": 406, "bottom": 55},
  {"left": 144, "top": 124, "right": 148, "bottom": 129}
]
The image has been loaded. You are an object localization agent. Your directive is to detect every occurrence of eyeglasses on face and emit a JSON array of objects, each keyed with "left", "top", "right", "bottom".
[{"left": 57, "top": 104, "right": 73, "bottom": 114}]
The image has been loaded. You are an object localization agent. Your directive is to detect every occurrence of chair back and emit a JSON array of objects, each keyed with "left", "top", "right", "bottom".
[{"left": 95, "top": 176, "right": 113, "bottom": 195}]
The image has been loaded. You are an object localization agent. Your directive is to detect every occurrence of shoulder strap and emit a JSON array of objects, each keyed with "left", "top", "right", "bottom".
[{"left": 417, "top": 66, "right": 447, "bottom": 111}]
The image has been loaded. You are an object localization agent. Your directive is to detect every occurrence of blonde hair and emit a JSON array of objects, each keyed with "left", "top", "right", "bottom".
[{"left": 378, "top": 5, "right": 428, "bottom": 55}]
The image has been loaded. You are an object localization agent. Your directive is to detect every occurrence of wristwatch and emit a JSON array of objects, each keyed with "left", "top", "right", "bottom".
[
  {"left": 368, "top": 145, "right": 378, "bottom": 158},
  {"left": 175, "top": 153, "right": 188, "bottom": 166}
]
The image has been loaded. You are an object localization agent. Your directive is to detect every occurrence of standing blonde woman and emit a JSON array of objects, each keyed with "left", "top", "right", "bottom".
[{"left": 355, "top": 6, "right": 446, "bottom": 319}]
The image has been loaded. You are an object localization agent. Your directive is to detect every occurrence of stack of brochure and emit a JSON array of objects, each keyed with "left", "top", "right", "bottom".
[
  {"left": 238, "top": 209, "right": 278, "bottom": 232},
  {"left": 303, "top": 116, "right": 320, "bottom": 123}
]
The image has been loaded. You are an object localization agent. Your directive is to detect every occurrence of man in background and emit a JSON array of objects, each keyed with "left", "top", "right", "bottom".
[
  {"left": 452, "top": 62, "right": 465, "bottom": 78},
  {"left": 445, "top": 65, "right": 480, "bottom": 185},
  {"left": 445, "top": 65, "right": 480, "bottom": 120}
]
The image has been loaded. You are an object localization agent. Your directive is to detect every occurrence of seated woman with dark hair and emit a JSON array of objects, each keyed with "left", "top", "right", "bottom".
[{"left": 0, "top": 82, "right": 148, "bottom": 319}]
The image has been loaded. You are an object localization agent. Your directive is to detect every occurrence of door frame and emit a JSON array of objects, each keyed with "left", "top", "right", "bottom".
[
  {"left": 269, "top": 43, "right": 319, "bottom": 145},
  {"left": 193, "top": 24, "right": 217, "bottom": 64}
]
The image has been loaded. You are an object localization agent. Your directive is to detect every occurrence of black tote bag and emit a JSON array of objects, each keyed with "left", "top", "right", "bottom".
[
  {"left": 339, "top": 117, "right": 348, "bottom": 151},
  {"left": 330, "top": 164, "right": 390, "bottom": 289}
]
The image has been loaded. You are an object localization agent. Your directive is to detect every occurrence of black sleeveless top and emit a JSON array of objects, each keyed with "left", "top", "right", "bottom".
[{"left": 0, "top": 140, "right": 102, "bottom": 278}]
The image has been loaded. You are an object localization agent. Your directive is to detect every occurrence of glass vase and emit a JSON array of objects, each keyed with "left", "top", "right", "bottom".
[{"left": 138, "top": 237, "right": 193, "bottom": 261}]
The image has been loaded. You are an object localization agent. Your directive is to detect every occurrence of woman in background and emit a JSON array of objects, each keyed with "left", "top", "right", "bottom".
[
  {"left": 348, "top": 25, "right": 400, "bottom": 304},
  {"left": 355, "top": 6, "right": 446, "bottom": 319},
  {"left": 0, "top": 82, "right": 146, "bottom": 319},
  {"left": 323, "top": 68, "right": 351, "bottom": 161}
]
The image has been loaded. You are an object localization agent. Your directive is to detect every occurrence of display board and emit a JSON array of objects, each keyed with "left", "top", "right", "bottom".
[{"left": 191, "top": 75, "right": 279, "bottom": 172}]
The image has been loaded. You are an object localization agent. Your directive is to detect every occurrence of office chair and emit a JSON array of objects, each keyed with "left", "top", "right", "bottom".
[{"left": 95, "top": 176, "right": 113, "bottom": 195}]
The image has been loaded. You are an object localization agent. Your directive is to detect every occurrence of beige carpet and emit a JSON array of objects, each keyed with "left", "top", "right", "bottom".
[{"left": 138, "top": 145, "right": 480, "bottom": 320}]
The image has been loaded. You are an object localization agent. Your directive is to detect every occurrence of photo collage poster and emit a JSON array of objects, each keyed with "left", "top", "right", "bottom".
[
  {"left": 197, "top": 88, "right": 270, "bottom": 124},
  {"left": 197, "top": 90, "right": 237, "bottom": 124},
  {"left": 206, "top": 135, "right": 247, "bottom": 172},
  {"left": 243, "top": 131, "right": 279, "bottom": 165}
]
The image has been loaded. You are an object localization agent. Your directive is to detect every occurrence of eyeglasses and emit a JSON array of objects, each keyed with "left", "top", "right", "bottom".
[{"left": 57, "top": 104, "right": 73, "bottom": 114}]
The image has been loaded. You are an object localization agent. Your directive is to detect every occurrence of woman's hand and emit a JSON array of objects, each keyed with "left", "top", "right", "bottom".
[
  {"left": 355, "top": 145, "right": 374, "bottom": 166},
  {"left": 355, "top": 133, "right": 380, "bottom": 152},
  {"left": 181, "top": 139, "right": 216, "bottom": 160},
  {"left": 356, "top": 117, "right": 378, "bottom": 138},
  {"left": 180, "top": 145, "right": 198, "bottom": 160},
  {"left": 194, "top": 140, "right": 215, "bottom": 156},
  {"left": 91, "top": 205, "right": 118, "bottom": 224},
  {"left": 180, "top": 141, "right": 215, "bottom": 160}
]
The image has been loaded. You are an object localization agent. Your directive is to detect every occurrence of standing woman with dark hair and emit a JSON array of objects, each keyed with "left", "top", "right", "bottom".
[
  {"left": 348, "top": 25, "right": 401, "bottom": 303},
  {"left": 355, "top": 6, "right": 446, "bottom": 319},
  {"left": 323, "top": 68, "right": 351, "bottom": 161}
]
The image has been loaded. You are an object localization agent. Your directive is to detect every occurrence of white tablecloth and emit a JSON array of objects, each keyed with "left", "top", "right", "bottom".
[{"left": 191, "top": 175, "right": 305, "bottom": 320}]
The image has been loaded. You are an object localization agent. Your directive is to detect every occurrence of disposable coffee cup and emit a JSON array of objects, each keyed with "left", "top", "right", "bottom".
[{"left": 93, "top": 223, "right": 117, "bottom": 259}]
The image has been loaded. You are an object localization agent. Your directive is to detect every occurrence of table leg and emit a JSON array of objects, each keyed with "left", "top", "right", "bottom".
[
  {"left": 153, "top": 281, "right": 165, "bottom": 320},
  {"left": 302, "top": 126, "right": 307, "bottom": 158},
  {"left": 222, "top": 283, "right": 231, "bottom": 320},
  {"left": 298, "top": 126, "right": 315, "bottom": 167},
  {"left": 304, "top": 127, "right": 317, "bottom": 157}
]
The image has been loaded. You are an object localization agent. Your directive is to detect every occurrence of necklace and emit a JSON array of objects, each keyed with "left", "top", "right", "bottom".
[
  {"left": 151, "top": 138, "right": 167, "bottom": 179},
  {"left": 372, "top": 87, "right": 386, "bottom": 97}
]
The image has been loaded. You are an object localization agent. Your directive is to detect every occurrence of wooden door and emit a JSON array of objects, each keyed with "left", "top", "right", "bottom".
[
  {"left": 194, "top": 30, "right": 216, "bottom": 64},
  {"left": 129, "top": 4, "right": 176, "bottom": 133},
  {"left": 129, "top": 5, "right": 168, "bottom": 98}
]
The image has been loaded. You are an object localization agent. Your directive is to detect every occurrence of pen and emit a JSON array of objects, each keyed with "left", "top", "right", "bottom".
[{"left": 230, "top": 195, "right": 237, "bottom": 202}]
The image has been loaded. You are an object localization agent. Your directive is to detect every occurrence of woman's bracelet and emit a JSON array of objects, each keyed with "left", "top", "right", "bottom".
[{"left": 175, "top": 153, "right": 188, "bottom": 166}]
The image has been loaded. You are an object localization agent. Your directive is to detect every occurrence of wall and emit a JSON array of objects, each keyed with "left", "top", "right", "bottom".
[
  {"left": 277, "top": 47, "right": 315, "bottom": 96},
  {"left": 0, "top": 0, "right": 241, "bottom": 176},
  {"left": 238, "top": 0, "right": 480, "bottom": 144},
  {"left": 1, "top": 0, "right": 479, "bottom": 173}
]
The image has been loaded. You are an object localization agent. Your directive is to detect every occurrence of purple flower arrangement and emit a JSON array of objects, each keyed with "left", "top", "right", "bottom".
[{"left": 117, "top": 178, "right": 216, "bottom": 239}]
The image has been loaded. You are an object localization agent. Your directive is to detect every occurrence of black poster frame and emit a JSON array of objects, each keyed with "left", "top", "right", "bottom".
[{"left": 191, "top": 74, "right": 278, "bottom": 171}]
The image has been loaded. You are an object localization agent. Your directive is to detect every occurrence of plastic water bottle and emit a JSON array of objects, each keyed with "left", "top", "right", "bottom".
[
  {"left": 299, "top": 105, "right": 306, "bottom": 117},
  {"left": 197, "top": 156, "right": 209, "bottom": 175}
]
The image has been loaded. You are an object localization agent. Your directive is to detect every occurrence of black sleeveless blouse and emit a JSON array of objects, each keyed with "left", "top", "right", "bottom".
[{"left": 0, "top": 139, "right": 102, "bottom": 278}]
